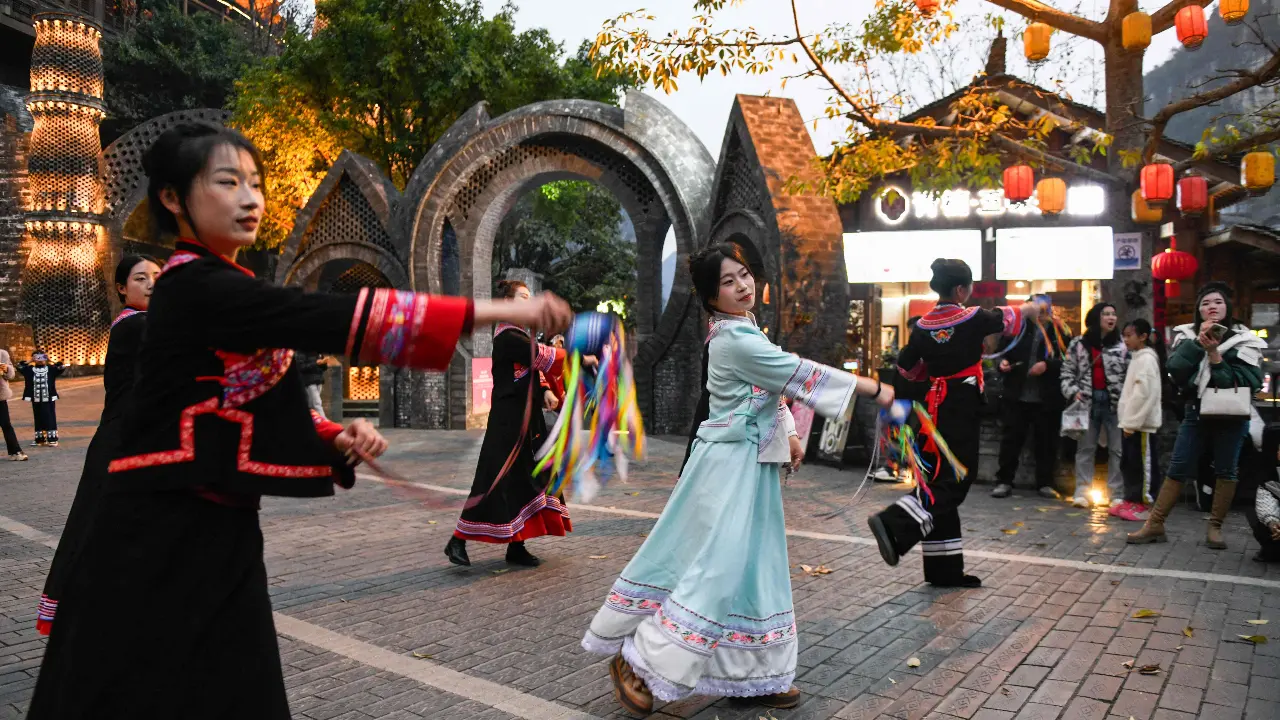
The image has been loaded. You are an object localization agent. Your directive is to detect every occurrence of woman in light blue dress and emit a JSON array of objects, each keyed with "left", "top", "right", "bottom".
[{"left": 583, "top": 243, "right": 893, "bottom": 714}]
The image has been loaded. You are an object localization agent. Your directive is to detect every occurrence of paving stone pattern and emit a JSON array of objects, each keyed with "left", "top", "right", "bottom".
[{"left": 1, "top": 384, "right": 1279, "bottom": 719}]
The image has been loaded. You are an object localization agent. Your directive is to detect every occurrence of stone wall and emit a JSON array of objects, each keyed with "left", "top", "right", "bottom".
[{"left": 0, "top": 86, "right": 32, "bottom": 331}]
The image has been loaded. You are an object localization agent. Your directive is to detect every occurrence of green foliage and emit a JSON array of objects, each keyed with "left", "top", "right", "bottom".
[
  {"left": 494, "top": 181, "right": 636, "bottom": 322},
  {"left": 232, "top": 0, "right": 634, "bottom": 248},
  {"left": 101, "top": 0, "right": 259, "bottom": 142}
]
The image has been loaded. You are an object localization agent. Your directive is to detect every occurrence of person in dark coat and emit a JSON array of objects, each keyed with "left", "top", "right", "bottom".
[
  {"left": 18, "top": 350, "right": 65, "bottom": 446},
  {"left": 991, "top": 294, "right": 1071, "bottom": 499}
]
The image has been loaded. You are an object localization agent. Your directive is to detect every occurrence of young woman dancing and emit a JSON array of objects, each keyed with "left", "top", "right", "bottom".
[
  {"left": 584, "top": 242, "right": 893, "bottom": 715},
  {"left": 29, "top": 123, "right": 571, "bottom": 719},
  {"left": 35, "top": 254, "right": 162, "bottom": 636},
  {"left": 868, "top": 258, "right": 1037, "bottom": 588}
]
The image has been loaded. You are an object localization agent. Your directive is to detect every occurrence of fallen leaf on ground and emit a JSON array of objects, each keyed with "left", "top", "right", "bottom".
[
  {"left": 1122, "top": 660, "right": 1135, "bottom": 670},
  {"left": 588, "top": 555, "right": 608, "bottom": 559},
  {"left": 1013, "top": 521, "right": 1025, "bottom": 527},
  {"left": 492, "top": 569, "right": 509, "bottom": 575},
  {"left": 887, "top": 677, "right": 897, "bottom": 685},
  {"left": 411, "top": 652, "right": 433, "bottom": 659},
  {"left": 801, "top": 565, "right": 834, "bottom": 576},
  {"left": 629, "top": 492, "right": 639, "bottom": 496},
  {"left": 1066, "top": 512, "right": 1083, "bottom": 517},
  {"left": 427, "top": 520, "right": 438, "bottom": 525},
  {"left": 1036, "top": 507, "right": 1052, "bottom": 513},
  {"left": 1238, "top": 635, "right": 1268, "bottom": 644},
  {"left": 1139, "top": 664, "right": 1161, "bottom": 675},
  {"left": 1184, "top": 627, "right": 1194, "bottom": 638},
  {"left": 1000, "top": 687, "right": 1011, "bottom": 696},
  {"left": 1111, "top": 581, "right": 1121, "bottom": 586},
  {"left": 1132, "top": 609, "right": 1160, "bottom": 619},
  {"left": 1013, "top": 507, "right": 1022, "bottom": 511},
  {"left": 1175, "top": 645, "right": 1184, "bottom": 650},
  {"left": 1001, "top": 529, "right": 1019, "bottom": 535},
  {"left": 907, "top": 657, "right": 921, "bottom": 668},
  {"left": 1248, "top": 619, "right": 1269, "bottom": 625},
  {"left": 1034, "top": 542, "right": 1048, "bottom": 548}
]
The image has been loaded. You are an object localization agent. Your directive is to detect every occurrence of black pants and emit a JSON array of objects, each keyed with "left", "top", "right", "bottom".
[
  {"left": 995, "top": 400, "right": 1060, "bottom": 488},
  {"left": 1246, "top": 503, "right": 1280, "bottom": 560},
  {"left": 0, "top": 400, "right": 19, "bottom": 455},
  {"left": 876, "top": 383, "right": 981, "bottom": 584},
  {"left": 32, "top": 401, "right": 58, "bottom": 442}
]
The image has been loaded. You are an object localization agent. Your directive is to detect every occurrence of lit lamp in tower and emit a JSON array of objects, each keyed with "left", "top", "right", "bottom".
[{"left": 18, "top": 12, "right": 111, "bottom": 367}]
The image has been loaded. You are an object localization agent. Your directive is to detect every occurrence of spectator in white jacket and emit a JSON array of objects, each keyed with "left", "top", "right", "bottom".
[
  {"left": 0, "top": 348, "right": 24, "bottom": 460},
  {"left": 1115, "top": 319, "right": 1162, "bottom": 522}
]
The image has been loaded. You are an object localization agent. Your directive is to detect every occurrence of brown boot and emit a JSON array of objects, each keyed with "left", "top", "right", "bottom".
[
  {"left": 758, "top": 686, "right": 802, "bottom": 709},
  {"left": 1206, "top": 478, "right": 1238, "bottom": 550},
  {"left": 1127, "top": 479, "right": 1182, "bottom": 544},
  {"left": 609, "top": 653, "right": 653, "bottom": 716}
]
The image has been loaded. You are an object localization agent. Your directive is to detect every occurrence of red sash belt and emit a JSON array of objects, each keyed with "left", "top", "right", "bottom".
[{"left": 921, "top": 362, "right": 984, "bottom": 471}]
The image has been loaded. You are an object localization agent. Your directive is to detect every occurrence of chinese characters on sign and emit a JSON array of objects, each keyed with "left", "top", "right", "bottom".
[{"left": 874, "top": 184, "right": 1106, "bottom": 225}]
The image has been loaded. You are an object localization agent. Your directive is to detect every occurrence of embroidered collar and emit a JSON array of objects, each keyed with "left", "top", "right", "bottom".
[
  {"left": 171, "top": 239, "right": 255, "bottom": 277},
  {"left": 111, "top": 307, "right": 145, "bottom": 328},
  {"left": 917, "top": 303, "right": 979, "bottom": 330},
  {"left": 495, "top": 322, "right": 528, "bottom": 338},
  {"left": 706, "top": 311, "right": 757, "bottom": 344}
]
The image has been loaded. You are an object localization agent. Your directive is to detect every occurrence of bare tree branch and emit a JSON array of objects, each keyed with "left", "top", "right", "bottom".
[
  {"left": 1150, "top": 0, "right": 1214, "bottom": 36},
  {"left": 982, "top": 0, "right": 1106, "bottom": 43},
  {"left": 1173, "top": 126, "right": 1280, "bottom": 171},
  {"left": 1142, "top": 45, "right": 1280, "bottom": 161}
]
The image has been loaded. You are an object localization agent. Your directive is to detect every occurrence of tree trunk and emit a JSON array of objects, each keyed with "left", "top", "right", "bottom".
[{"left": 1100, "top": 5, "right": 1153, "bottom": 325}]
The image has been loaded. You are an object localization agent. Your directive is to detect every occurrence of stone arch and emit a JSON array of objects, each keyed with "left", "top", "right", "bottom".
[
  {"left": 98, "top": 108, "right": 232, "bottom": 314},
  {"left": 274, "top": 150, "right": 403, "bottom": 286},
  {"left": 402, "top": 91, "right": 716, "bottom": 432}
]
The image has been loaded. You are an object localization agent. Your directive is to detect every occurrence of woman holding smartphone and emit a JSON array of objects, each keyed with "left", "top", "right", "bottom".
[{"left": 1128, "top": 282, "right": 1265, "bottom": 548}]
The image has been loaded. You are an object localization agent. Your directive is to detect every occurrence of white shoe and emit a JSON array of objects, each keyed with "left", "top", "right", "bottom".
[
  {"left": 1072, "top": 496, "right": 1091, "bottom": 508},
  {"left": 1109, "top": 498, "right": 1124, "bottom": 508},
  {"left": 7, "top": 453, "right": 28, "bottom": 461},
  {"left": 872, "top": 468, "right": 895, "bottom": 482}
]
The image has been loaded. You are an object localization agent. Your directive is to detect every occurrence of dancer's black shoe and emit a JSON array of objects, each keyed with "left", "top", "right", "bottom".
[
  {"left": 505, "top": 541, "right": 541, "bottom": 567},
  {"left": 929, "top": 574, "right": 982, "bottom": 588},
  {"left": 444, "top": 536, "right": 470, "bottom": 566},
  {"left": 867, "top": 514, "right": 899, "bottom": 567}
]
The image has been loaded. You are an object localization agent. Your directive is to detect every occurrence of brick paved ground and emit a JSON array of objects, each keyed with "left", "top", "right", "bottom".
[{"left": 2, "top": 383, "right": 1279, "bottom": 719}]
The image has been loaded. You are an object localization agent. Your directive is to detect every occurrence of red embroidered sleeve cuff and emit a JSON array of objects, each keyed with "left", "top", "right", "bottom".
[
  {"left": 347, "top": 289, "right": 473, "bottom": 371},
  {"left": 311, "top": 411, "right": 344, "bottom": 445},
  {"left": 1000, "top": 305, "right": 1025, "bottom": 337}
]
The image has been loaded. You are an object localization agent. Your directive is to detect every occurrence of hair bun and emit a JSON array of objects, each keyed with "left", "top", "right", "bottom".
[{"left": 929, "top": 258, "right": 947, "bottom": 273}]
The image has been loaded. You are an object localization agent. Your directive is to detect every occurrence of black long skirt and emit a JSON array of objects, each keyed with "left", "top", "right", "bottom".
[
  {"left": 29, "top": 490, "right": 289, "bottom": 719},
  {"left": 37, "top": 413, "right": 122, "bottom": 633}
]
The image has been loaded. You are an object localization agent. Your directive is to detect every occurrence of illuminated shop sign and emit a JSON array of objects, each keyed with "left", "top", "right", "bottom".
[
  {"left": 873, "top": 184, "right": 1106, "bottom": 225},
  {"left": 996, "top": 226, "right": 1115, "bottom": 280},
  {"left": 844, "top": 230, "right": 983, "bottom": 283}
]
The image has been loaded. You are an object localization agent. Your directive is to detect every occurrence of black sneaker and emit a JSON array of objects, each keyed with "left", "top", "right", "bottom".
[
  {"left": 991, "top": 483, "right": 1013, "bottom": 498},
  {"left": 930, "top": 574, "right": 982, "bottom": 588},
  {"left": 867, "top": 514, "right": 900, "bottom": 567},
  {"left": 1038, "top": 486, "right": 1062, "bottom": 500}
]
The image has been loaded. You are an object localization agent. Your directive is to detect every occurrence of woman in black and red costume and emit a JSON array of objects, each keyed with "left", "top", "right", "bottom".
[
  {"left": 867, "top": 259, "right": 1037, "bottom": 588},
  {"left": 445, "top": 278, "right": 589, "bottom": 568},
  {"left": 35, "top": 254, "right": 162, "bottom": 637},
  {"left": 28, "top": 124, "right": 571, "bottom": 720}
]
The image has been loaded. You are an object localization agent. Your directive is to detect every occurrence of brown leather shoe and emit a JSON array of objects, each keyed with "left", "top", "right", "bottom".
[
  {"left": 758, "top": 686, "right": 802, "bottom": 709},
  {"left": 609, "top": 653, "right": 653, "bottom": 716}
]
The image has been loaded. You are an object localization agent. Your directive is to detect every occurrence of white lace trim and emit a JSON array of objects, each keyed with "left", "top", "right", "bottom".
[{"left": 620, "top": 636, "right": 795, "bottom": 702}]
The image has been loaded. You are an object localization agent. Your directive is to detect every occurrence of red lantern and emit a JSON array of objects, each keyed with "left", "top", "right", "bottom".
[
  {"left": 1002, "top": 165, "right": 1034, "bottom": 202},
  {"left": 1151, "top": 238, "right": 1198, "bottom": 298},
  {"left": 1176, "top": 174, "right": 1208, "bottom": 217},
  {"left": 1175, "top": 5, "right": 1208, "bottom": 50},
  {"left": 1141, "top": 163, "right": 1174, "bottom": 207},
  {"left": 913, "top": 0, "right": 940, "bottom": 14}
]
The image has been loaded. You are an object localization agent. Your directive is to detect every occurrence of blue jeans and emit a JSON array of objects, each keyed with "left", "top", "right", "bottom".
[
  {"left": 1075, "top": 389, "right": 1122, "bottom": 499},
  {"left": 1165, "top": 404, "right": 1250, "bottom": 483}
]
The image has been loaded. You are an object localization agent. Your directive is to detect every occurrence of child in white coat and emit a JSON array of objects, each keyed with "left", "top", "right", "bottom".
[{"left": 1115, "top": 319, "right": 1163, "bottom": 522}]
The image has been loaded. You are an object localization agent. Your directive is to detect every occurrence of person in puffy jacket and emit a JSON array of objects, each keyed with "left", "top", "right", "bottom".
[
  {"left": 1127, "top": 282, "right": 1265, "bottom": 549},
  {"left": 1059, "top": 303, "right": 1129, "bottom": 508}
]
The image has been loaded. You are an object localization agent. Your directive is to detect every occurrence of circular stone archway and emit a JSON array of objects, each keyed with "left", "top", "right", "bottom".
[{"left": 402, "top": 92, "right": 716, "bottom": 432}]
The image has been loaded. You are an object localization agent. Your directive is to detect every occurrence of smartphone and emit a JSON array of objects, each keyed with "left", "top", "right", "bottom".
[{"left": 1210, "top": 323, "right": 1229, "bottom": 341}]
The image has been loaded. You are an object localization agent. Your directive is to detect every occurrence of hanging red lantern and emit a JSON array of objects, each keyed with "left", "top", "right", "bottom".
[
  {"left": 1175, "top": 5, "right": 1208, "bottom": 50},
  {"left": 913, "top": 0, "right": 940, "bottom": 14},
  {"left": 1151, "top": 238, "right": 1198, "bottom": 298},
  {"left": 1140, "top": 163, "right": 1175, "bottom": 207},
  {"left": 1002, "top": 165, "right": 1034, "bottom": 202},
  {"left": 1176, "top": 173, "right": 1208, "bottom": 217}
]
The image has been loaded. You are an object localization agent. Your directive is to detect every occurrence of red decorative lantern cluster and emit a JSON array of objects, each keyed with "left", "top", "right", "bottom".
[
  {"left": 1176, "top": 173, "right": 1208, "bottom": 217},
  {"left": 1152, "top": 238, "right": 1198, "bottom": 298},
  {"left": 1175, "top": 5, "right": 1208, "bottom": 50},
  {"left": 1141, "top": 163, "right": 1174, "bottom": 207},
  {"left": 1003, "top": 165, "right": 1034, "bottom": 202},
  {"left": 914, "top": 0, "right": 940, "bottom": 14}
]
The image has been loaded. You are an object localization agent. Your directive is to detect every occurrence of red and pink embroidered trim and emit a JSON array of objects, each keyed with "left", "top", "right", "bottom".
[
  {"left": 310, "top": 410, "right": 343, "bottom": 445},
  {"left": 916, "top": 304, "right": 979, "bottom": 330},
  {"left": 1000, "top": 305, "right": 1024, "bottom": 337},
  {"left": 111, "top": 307, "right": 144, "bottom": 328},
  {"left": 351, "top": 289, "right": 469, "bottom": 371}
]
